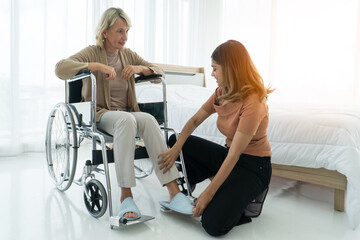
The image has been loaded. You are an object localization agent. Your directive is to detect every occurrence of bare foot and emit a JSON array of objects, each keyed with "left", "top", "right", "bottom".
[{"left": 122, "top": 211, "right": 138, "bottom": 218}]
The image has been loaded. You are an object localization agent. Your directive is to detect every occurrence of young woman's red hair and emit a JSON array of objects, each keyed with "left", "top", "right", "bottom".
[{"left": 211, "top": 40, "right": 273, "bottom": 102}]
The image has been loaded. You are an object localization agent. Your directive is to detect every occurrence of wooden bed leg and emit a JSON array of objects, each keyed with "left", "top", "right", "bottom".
[{"left": 334, "top": 189, "right": 345, "bottom": 212}]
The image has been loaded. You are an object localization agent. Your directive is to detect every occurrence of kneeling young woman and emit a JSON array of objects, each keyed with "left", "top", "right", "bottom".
[{"left": 159, "top": 40, "right": 274, "bottom": 236}]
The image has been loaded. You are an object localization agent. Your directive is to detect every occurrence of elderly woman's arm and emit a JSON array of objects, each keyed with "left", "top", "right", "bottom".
[
  {"left": 124, "top": 49, "right": 165, "bottom": 78},
  {"left": 55, "top": 46, "right": 99, "bottom": 80},
  {"left": 55, "top": 59, "right": 89, "bottom": 80}
]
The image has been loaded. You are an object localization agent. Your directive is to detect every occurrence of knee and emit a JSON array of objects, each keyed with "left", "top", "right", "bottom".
[
  {"left": 114, "top": 114, "right": 136, "bottom": 131},
  {"left": 137, "top": 113, "right": 158, "bottom": 129},
  {"left": 202, "top": 221, "right": 229, "bottom": 237},
  {"left": 201, "top": 214, "right": 231, "bottom": 237}
]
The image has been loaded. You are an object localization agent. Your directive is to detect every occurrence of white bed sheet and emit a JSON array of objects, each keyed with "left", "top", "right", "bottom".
[
  {"left": 136, "top": 84, "right": 225, "bottom": 144},
  {"left": 136, "top": 84, "right": 360, "bottom": 229}
]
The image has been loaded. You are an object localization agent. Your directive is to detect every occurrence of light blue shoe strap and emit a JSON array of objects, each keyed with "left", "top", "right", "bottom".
[{"left": 118, "top": 197, "right": 141, "bottom": 220}]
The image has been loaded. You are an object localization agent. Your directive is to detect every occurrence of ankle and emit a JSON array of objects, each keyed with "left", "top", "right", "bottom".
[
  {"left": 166, "top": 180, "right": 181, "bottom": 200},
  {"left": 121, "top": 188, "right": 133, "bottom": 202}
]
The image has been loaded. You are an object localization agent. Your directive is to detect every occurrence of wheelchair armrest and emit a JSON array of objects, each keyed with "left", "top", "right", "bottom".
[
  {"left": 68, "top": 69, "right": 92, "bottom": 82},
  {"left": 135, "top": 73, "right": 163, "bottom": 83}
]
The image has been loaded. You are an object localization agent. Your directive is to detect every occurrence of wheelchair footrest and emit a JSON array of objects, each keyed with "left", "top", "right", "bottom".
[{"left": 110, "top": 215, "right": 154, "bottom": 228}]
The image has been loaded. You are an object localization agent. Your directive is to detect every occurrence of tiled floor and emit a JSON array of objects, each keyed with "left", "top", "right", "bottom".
[{"left": 1, "top": 148, "right": 360, "bottom": 240}]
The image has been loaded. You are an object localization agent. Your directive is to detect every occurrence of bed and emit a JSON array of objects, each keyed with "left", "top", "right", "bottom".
[{"left": 135, "top": 63, "right": 360, "bottom": 229}]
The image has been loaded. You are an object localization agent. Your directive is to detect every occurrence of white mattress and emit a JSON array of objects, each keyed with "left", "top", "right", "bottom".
[
  {"left": 136, "top": 84, "right": 360, "bottom": 229},
  {"left": 136, "top": 84, "right": 225, "bottom": 144}
]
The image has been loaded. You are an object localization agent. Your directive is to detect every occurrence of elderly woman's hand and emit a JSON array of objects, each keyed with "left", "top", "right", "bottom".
[
  {"left": 121, "top": 65, "right": 141, "bottom": 80},
  {"left": 102, "top": 65, "right": 116, "bottom": 80},
  {"left": 121, "top": 65, "right": 153, "bottom": 80},
  {"left": 88, "top": 62, "right": 116, "bottom": 80}
]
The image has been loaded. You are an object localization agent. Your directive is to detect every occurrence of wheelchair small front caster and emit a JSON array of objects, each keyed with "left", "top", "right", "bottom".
[{"left": 83, "top": 179, "right": 108, "bottom": 218}]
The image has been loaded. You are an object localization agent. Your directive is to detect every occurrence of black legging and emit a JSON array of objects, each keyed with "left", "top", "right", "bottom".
[{"left": 168, "top": 134, "right": 272, "bottom": 236}]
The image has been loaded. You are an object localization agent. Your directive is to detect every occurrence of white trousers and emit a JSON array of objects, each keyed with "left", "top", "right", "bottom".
[{"left": 97, "top": 111, "right": 180, "bottom": 188}]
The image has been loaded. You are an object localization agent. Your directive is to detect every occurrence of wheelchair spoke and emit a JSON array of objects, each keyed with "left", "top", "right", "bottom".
[
  {"left": 92, "top": 186, "right": 103, "bottom": 211},
  {"left": 89, "top": 185, "right": 96, "bottom": 196},
  {"left": 90, "top": 200, "right": 96, "bottom": 212},
  {"left": 94, "top": 198, "right": 101, "bottom": 212}
]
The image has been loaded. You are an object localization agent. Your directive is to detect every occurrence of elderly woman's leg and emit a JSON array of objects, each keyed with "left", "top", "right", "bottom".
[
  {"left": 97, "top": 111, "right": 138, "bottom": 218},
  {"left": 132, "top": 112, "right": 182, "bottom": 200}
]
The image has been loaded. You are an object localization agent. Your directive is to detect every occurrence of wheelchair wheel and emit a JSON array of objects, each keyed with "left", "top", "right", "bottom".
[
  {"left": 45, "top": 103, "right": 78, "bottom": 191},
  {"left": 83, "top": 179, "right": 108, "bottom": 218},
  {"left": 134, "top": 158, "right": 153, "bottom": 179}
]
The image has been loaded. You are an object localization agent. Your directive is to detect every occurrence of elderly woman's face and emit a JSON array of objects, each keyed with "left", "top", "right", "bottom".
[{"left": 103, "top": 17, "right": 129, "bottom": 52}]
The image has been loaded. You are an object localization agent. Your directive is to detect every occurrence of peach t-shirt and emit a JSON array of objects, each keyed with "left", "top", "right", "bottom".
[{"left": 202, "top": 88, "right": 271, "bottom": 157}]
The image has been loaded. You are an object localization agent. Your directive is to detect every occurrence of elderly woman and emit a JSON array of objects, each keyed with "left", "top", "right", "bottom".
[{"left": 55, "top": 7, "right": 193, "bottom": 221}]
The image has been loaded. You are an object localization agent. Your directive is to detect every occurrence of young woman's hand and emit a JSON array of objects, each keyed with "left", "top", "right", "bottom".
[
  {"left": 158, "top": 146, "right": 181, "bottom": 174},
  {"left": 192, "top": 189, "right": 214, "bottom": 217}
]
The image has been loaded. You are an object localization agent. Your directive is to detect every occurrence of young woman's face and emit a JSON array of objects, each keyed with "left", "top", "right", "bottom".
[
  {"left": 211, "top": 59, "right": 224, "bottom": 87},
  {"left": 103, "top": 17, "right": 129, "bottom": 52}
]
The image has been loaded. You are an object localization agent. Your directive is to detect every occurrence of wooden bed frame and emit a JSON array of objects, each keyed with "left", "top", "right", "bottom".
[
  {"left": 272, "top": 164, "right": 347, "bottom": 211},
  {"left": 157, "top": 63, "right": 347, "bottom": 212}
]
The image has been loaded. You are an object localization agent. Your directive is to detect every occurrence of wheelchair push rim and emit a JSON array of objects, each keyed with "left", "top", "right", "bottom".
[{"left": 45, "top": 102, "right": 78, "bottom": 191}]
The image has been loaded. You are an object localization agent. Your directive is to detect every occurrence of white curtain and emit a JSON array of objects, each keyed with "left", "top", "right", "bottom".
[
  {"left": 0, "top": 0, "right": 221, "bottom": 156},
  {"left": 1, "top": 0, "right": 360, "bottom": 156},
  {"left": 222, "top": 0, "right": 360, "bottom": 106},
  {"left": 112, "top": 0, "right": 223, "bottom": 79},
  {"left": 1, "top": 0, "right": 99, "bottom": 156}
]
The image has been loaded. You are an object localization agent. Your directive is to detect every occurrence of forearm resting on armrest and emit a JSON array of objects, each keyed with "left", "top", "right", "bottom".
[
  {"left": 88, "top": 62, "right": 103, "bottom": 72},
  {"left": 55, "top": 59, "right": 89, "bottom": 80}
]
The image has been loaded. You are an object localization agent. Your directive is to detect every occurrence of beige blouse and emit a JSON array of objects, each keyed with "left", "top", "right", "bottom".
[{"left": 106, "top": 50, "right": 128, "bottom": 111}]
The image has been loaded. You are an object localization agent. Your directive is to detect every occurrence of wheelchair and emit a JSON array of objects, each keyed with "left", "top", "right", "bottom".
[{"left": 45, "top": 70, "right": 195, "bottom": 229}]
